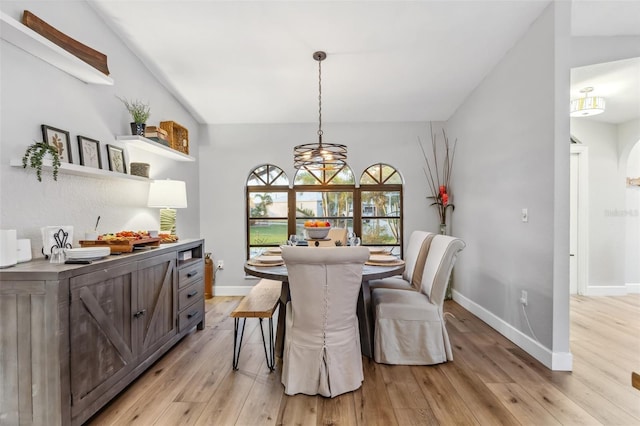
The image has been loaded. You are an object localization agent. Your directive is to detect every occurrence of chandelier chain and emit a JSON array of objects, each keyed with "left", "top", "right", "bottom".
[{"left": 318, "top": 58, "right": 323, "bottom": 138}]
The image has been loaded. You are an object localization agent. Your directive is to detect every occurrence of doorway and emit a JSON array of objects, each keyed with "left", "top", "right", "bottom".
[{"left": 570, "top": 144, "right": 588, "bottom": 295}]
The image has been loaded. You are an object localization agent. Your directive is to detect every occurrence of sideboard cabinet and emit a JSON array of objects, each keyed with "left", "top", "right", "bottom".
[{"left": 0, "top": 239, "right": 205, "bottom": 425}]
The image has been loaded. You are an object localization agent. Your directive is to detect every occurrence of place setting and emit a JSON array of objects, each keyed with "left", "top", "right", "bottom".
[
  {"left": 246, "top": 254, "right": 285, "bottom": 267},
  {"left": 365, "top": 253, "right": 404, "bottom": 266}
]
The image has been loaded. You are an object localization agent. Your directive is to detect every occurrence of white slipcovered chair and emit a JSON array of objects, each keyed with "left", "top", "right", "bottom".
[
  {"left": 368, "top": 230, "right": 435, "bottom": 292},
  {"left": 280, "top": 246, "right": 370, "bottom": 397},
  {"left": 314, "top": 228, "right": 348, "bottom": 247},
  {"left": 372, "top": 235, "right": 465, "bottom": 365}
]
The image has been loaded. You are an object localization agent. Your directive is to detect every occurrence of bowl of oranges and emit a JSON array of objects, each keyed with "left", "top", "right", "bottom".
[{"left": 304, "top": 220, "right": 332, "bottom": 239}]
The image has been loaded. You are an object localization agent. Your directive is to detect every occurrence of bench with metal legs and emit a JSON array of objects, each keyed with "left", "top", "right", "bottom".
[{"left": 230, "top": 279, "right": 281, "bottom": 371}]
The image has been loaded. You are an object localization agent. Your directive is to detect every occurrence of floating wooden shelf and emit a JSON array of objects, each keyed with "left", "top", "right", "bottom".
[
  {"left": 0, "top": 11, "right": 114, "bottom": 85},
  {"left": 117, "top": 135, "right": 195, "bottom": 162},
  {"left": 10, "top": 159, "right": 148, "bottom": 182}
]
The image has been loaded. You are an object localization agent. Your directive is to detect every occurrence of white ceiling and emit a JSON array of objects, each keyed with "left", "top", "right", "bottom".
[{"left": 89, "top": 0, "right": 640, "bottom": 125}]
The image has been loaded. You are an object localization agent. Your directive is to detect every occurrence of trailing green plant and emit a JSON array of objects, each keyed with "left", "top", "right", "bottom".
[
  {"left": 22, "top": 142, "right": 61, "bottom": 182},
  {"left": 117, "top": 96, "right": 151, "bottom": 124}
]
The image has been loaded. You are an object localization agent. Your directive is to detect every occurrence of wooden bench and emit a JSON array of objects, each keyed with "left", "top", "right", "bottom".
[{"left": 230, "top": 279, "right": 282, "bottom": 371}]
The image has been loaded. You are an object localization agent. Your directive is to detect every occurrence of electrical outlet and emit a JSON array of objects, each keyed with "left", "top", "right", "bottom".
[
  {"left": 520, "top": 290, "right": 528, "bottom": 306},
  {"left": 217, "top": 260, "right": 224, "bottom": 270}
]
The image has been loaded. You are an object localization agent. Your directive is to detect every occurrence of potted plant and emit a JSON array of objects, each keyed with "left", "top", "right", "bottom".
[
  {"left": 22, "top": 141, "right": 61, "bottom": 182},
  {"left": 117, "top": 96, "right": 151, "bottom": 135}
]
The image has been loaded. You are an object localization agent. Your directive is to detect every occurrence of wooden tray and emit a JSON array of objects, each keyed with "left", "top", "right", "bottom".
[{"left": 79, "top": 237, "right": 160, "bottom": 253}]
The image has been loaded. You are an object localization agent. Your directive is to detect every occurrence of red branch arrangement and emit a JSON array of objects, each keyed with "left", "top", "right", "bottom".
[{"left": 418, "top": 124, "right": 457, "bottom": 228}]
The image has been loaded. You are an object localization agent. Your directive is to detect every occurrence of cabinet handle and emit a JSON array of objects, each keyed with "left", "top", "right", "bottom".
[
  {"left": 133, "top": 309, "right": 146, "bottom": 318},
  {"left": 187, "top": 310, "right": 198, "bottom": 319},
  {"left": 187, "top": 270, "right": 198, "bottom": 278},
  {"left": 187, "top": 290, "right": 198, "bottom": 298}
]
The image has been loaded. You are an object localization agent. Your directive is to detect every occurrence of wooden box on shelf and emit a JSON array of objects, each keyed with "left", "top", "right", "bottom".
[{"left": 159, "top": 121, "right": 189, "bottom": 155}]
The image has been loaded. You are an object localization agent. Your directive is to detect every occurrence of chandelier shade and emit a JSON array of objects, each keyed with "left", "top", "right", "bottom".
[
  {"left": 293, "top": 51, "right": 347, "bottom": 171},
  {"left": 570, "top": 87, "right": 606, "bottom": 117}
]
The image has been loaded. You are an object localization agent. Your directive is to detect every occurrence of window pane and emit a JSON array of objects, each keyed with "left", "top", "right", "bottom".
[
  {"left": 295, "top": 191, "right": 353, "bottom": 217},
  {"left": 248, "top": 191, "right": 287, "bottom": 218},
  {"left": 247, "top": 164, "right": 288, "bottom": 186},
  {"left": 361, "top": 163, "right": 402, "bottom": 185},
  {"left": 362, "top": 218, "right": 400, "bottom": 245},
  {"left": 381, "top": 165, "right": 402, "bottom": 184},
  {"left": 293, "top": 218, "right": 353, "bottom": 239},
  {"left": 294, "top": 166, "right": 355, "bottom": 185},
  {"left": 361, "top": 191, "right": 401, "bottom": 217},
  {"left": 249, "top": 219, "right": 288, "bottom": 246}
]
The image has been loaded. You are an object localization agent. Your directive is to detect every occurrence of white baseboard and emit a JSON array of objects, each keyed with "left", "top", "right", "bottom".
[
  {"left": 213, "top": 286, "right": 253, "bottom": 296},
  {"left": 451, "top": 290, "right": 572, "bottom": 371},
  {"left": 585, "top": 285, "right": 628, "bottom": 296},
  {"left": 626, "top": 283, "right": 640, "bottom": 294}
]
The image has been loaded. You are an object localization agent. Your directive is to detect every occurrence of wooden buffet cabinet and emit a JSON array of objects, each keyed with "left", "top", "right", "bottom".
[{"left": 0, "top": 239, "right": 205, "bottom": 425}]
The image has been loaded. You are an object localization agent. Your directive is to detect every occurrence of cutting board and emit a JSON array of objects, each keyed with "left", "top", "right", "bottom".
[{"left": 79, "top": 237, "right": 160, "bottom": 253}]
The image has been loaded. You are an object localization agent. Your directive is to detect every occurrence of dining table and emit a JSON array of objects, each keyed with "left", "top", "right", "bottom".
[{"left": 244, "top": 255, "right": 405, "bottom": 359}]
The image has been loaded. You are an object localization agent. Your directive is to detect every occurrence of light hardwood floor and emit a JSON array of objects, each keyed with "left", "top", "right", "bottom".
[{"left": 88, "top": 295, "right": 640, "bottom": 425}]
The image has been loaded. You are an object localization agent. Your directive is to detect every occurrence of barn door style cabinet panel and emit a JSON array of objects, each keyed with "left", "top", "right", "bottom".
[{"left": 0, "top": 239, "right": 204, "bottom": 426}]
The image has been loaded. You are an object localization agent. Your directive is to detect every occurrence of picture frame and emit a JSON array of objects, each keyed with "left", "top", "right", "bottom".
[
  {"left": 106, "top": 144, "right": 127, "bottom": 174},
  {"left": 77, "top": 136, "right": 102, "bottom": 169},
  {"left": 41, "top": 124, "right": 72, "bottom": 163}
]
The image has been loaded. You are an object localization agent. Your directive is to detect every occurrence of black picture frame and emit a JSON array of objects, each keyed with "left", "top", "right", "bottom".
[
  {"left": 41, "top": 124, "right": 72, "bottom": 163},
  {"left": 106, "top": 144, "right": 126, "bottom": 174},
  {"left": 77, "top": 136, "right": 102, "bottom": 169}
]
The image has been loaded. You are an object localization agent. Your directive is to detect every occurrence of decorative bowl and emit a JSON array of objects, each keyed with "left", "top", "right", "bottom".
[{"left": 304, "top": 226, "right": 331, "bottom": 239}]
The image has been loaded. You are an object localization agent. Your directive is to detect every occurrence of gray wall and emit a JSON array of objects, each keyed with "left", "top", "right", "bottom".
[
  {"left": 445, "top": 2, "right": 571, "bottom": 366},
  {"left": 0, "top": 2, "right": 201, "bottom": 251}
]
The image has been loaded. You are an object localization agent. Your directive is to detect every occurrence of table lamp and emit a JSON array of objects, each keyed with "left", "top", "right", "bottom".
[{"left": 147, "top": 179, "right": 188, "bottom": 235}]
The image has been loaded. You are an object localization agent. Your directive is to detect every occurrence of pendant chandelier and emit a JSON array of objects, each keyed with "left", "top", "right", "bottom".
[
  {"left": 293, "top": 51, "right": 347, "bottom": 171},
  {"left": 570, "top": 86, "right": 606, "bottom": 117}
]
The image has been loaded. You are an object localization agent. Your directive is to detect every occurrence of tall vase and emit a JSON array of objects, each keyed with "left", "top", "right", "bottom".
[{"left": 439, "top": 222, "right": 453, "bottom": 300}]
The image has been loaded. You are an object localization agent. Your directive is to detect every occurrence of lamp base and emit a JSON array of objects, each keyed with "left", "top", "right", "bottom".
[{"left": 159, "top": 208, "right": 177, "bottom": 235}]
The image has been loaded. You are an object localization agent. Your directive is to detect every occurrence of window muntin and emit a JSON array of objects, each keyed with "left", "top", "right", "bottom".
[
  {"left": 294, "top": 166, "right": 355, "bottom": 185},
  {"left": 361, "top": 163, "right": 402, "bottom": 185},
  {"left": 247, "top": 164, "right": 288, "bottom": 186}
]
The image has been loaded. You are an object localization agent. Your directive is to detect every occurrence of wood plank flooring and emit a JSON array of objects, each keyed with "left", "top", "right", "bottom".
[{"left": 88, "top": 295, "right": 640, "bottom": 425}]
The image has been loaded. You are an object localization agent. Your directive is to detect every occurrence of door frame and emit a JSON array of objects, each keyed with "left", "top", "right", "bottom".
[{"left": 570, "top": 144, "right": 589, "bottom": 295}]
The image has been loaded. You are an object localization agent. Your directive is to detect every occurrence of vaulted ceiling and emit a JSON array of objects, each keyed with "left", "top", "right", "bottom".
[{"left": 90, "top": 0, "right": 640, "bottom": 126}]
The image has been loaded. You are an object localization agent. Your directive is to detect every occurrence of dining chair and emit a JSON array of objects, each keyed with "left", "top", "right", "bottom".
[
  {"left": 280, "top": 246, "right": 370, "bottom": 397},
  {"left": 368, "top": 230, "right": 434, "bottom": 292},
  {"left": 372, "top": 234, "right": 465, "bottom": 365},
  {"left": 314, "top": 227, "right": 348, "bottom": 247}
]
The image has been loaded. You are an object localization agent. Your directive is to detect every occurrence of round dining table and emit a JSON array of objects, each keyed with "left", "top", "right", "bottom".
[{"left": 244, "top": 260, "right": 405, "bottom": 359}]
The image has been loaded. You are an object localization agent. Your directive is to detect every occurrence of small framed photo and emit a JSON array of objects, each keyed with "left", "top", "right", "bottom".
[
  {"left": 106, "top": 144, "right": 127, "bottom": 174},
  {"left": 77, "top": 136, "right": 102, "bottom": 169},
  {"left": 41, "top": 125, "right": 72, "bottom": 163}
]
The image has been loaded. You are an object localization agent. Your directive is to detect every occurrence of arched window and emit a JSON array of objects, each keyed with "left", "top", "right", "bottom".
[
  {"left": 360, "top": 164, "right": 403, "bottom": 255},
  {"left": 246, "top": 164, "right": 289, "bottom": 257},
  {"left": 245, "top": 163, "right": 403, "bottom": 258}
]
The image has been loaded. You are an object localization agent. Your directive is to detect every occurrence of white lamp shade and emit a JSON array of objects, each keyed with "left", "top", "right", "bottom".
[{"left": 147, "top": 180, "right": 188, "bottom": 208}]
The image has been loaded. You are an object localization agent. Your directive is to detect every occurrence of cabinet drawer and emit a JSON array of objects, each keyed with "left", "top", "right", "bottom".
[
  {"left": 178, "top": 279, "right": 203, "bottom": 311},
  {"left": 178, "top": 260, "right": 203, "bottom": 288},
  {"left": 178, "top": 300, "right": 203, "bottom": 332}
]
